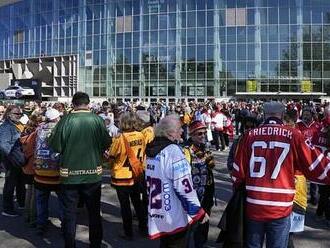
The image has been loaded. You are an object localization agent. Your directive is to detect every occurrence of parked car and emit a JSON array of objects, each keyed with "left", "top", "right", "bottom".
[{"left": 0, "top": 86, "right": 35, "bottom": 99}]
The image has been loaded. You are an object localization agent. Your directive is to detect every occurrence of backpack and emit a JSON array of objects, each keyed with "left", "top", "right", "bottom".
[{"left": 34, "top": 123, "right": 60, "bottom": 171}]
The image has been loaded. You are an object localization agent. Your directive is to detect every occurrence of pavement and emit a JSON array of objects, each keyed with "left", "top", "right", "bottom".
[{"left": 0, "top": 149, "right": 329, "bottom": 247}]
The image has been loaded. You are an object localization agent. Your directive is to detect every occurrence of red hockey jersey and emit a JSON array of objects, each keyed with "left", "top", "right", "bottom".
[
  {"left": 311, "top": 120, "right": 328, "bottom": 151},
  {"left": 296, "top": 120, "right": 320, "bottom": 141},
  {"left": 232, "top": 118, "right": 330, "bottom": 221}
]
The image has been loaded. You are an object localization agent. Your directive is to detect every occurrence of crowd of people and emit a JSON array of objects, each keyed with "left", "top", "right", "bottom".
[{"left": 0, "top": 94, "right": 330, "bottom": 248}]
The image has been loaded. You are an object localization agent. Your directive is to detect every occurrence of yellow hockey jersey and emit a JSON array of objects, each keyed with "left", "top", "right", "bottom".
[{"left": 108, "top": 131, "right": 146, "bottom": 186}]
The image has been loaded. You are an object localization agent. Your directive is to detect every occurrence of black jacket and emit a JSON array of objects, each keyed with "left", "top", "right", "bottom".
[{"left": 216, "top": 185, "right": 245, "bottom": 248}]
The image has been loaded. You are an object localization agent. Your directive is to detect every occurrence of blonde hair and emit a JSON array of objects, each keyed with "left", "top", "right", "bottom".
[
  {"left": 119, "top": 112, "right": 138, "bottom": 132},
  {"left": 155, "top": 114, "right": 180, "bottom": 138}
]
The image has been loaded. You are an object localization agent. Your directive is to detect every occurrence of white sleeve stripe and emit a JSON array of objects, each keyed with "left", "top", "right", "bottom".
[
  {"left": 318, "top": 162, "right": 330, "bottom": 180},
  {"left": 246, "top": 197, "right": 293, "bottom": 207},
  {"left": 233, "top": 162, "right": 239, "bottom": 172},
  {"left": 309, "top": 153, "right": 324, "bottom": 171},
  {"left": 246, "top": 185, "right": 295, "bottom": 194}
]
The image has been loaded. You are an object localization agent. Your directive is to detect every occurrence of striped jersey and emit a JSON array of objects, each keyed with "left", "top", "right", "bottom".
[
  {"left": 146, "top": 144, "right": 205, "bottom": 239},
  {"left": 108, "top": 131, "right": 146, "bottom": 186},
  {"left": 232, "top": 118, "right": 330, "bottom": 221}
]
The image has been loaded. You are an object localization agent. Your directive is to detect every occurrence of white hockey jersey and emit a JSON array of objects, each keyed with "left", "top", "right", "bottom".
[{"left": 146, "top": 144, "right": 205, "bottom": 239}]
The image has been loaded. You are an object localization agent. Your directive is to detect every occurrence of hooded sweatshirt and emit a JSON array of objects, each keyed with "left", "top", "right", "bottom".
[{"left": 145, "top": 137, "right": 205, "bottom": 239}]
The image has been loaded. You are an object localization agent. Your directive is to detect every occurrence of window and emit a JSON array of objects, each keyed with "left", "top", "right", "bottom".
[
  {"left": 14, "top": 31, "right": 24, "bottom": 43},
  {"left": 226, "top": 8, "right": 247, "bottom": 26},
  {"left": 116, "top": 16, "right": 132, "bottom": 33}
]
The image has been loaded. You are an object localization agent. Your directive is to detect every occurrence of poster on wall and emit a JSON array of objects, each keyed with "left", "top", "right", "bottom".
[
  {"left": 246, "top": 80, "right": 257, "bottom": 92},
  {"left": 301, "top": 80, "right": 312, "bottom": 92},
  {"left": 196, "top": 87, "right": 205, "bottom": 96}
]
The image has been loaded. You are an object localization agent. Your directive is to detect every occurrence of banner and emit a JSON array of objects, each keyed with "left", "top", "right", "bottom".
[
  {"left": 301, "top": 80, "right": 312, "bottom": 92},
  {"left": 246, "top": 80, "right": 257, "bottom": 92}
]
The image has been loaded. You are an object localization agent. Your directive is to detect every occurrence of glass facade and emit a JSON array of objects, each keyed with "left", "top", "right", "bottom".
[{"left": 1, "top": 0, "right": 330, "bottom": 99}]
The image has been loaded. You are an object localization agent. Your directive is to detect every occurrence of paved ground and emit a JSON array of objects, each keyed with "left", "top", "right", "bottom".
[{"left": 0, "top": 150, "right": 329, "bottom": 247}]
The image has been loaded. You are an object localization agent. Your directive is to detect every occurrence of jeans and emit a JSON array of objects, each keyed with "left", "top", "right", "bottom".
[
  {"left": 316, "top": 185, "right": 330, "bottom": 220},
  {"left": 35, "top": 186, "right": 63, "bottom": 227},
  {"left": 115, "top": 183, "right": 147, "bottom": 236},
  {"left": 310, "top": 183, "right": 318, "bottom": 202},
  {"left": 245, "top": 215, "right": 291, "bottom": 248},
  {"left": 24, "top": 184, "right": 36, "bottom": 224},
  {"left": 3, "top": 166, "right": 26, "bottom": 211},
  {"left": 160, "top": 230, "right": 187, "bottom": 248},
  {"left": 192, "top": 221, "right": 210, "bottom": 248},
  {"left": 212, "top": 130, "right": 226, "bottom": 150},
  {"left": 61, "top": 181, "right": 103, "bottom": 248}
]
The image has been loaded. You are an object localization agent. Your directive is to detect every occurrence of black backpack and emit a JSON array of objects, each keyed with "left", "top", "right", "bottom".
[{"left": 7, "top": 139, "right": 26, "bottom": 169}]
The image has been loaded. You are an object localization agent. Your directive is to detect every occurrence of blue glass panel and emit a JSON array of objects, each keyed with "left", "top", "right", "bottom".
[
  {"left": 133, "top": 0, "right": 140, "bottom": 15},
  {"left": 247, "top": 9, "right": 255, "bottom": 25},
  {"left": 197, "top": 11, "right": 206, "bottom": 27},
  {"left": 133, "top": 16, "right": 140, "bottom": 31},
  {"left": 187, "top": 11, "right": 196, "bottom": 27},
  {"left": 206, "top": 10, "right": 213, "bottom": 26},
  {"left": 197, "top": 28, "right": 206, "bottom": 44},
  {"left": 268, "top": 8, "right": 278, "bottom": 24},
  {"left": 227, "top": 44, "right": 236, "bottom": 61}
]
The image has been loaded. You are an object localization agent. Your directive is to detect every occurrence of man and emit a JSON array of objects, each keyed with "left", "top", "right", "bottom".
[
  {"left": 296, "top": 106, "right": 320, "bottom": 205},
  {"left": 312, "top": 106, "right": 330, "bottom": 226},
  {"left": 183, "top": 121, "right": 215, "bottom": 248},
  {"left": 145, "top": 115, "right": 208, "bottom": 248},
  {"left": 232, "top": 101, "right": 330, "bottom": 248},
  {"left": 33, "top": 108, "right": 63, "bottom": 235},
  {"left": 49, "top": 92, "right": 110, "bottom": 248},
  {"left": 0, "top": 105, "right": 25, "bottom": 217}
]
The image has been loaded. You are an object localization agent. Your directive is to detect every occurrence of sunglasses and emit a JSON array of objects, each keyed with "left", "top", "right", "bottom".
[
  {"left": 11, "top": 112, "right": 23, "bottom": 116},
  {"left": 194, "top": 131, "right": 207, "bottom": 136}
]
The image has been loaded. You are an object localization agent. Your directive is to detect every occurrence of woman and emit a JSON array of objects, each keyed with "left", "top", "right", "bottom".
[
  {"left": 0, "top": 105, "right": 26, "bottom": 217},
  {"left": 108, "top": 112, "right": 147, "bottom": 240}
]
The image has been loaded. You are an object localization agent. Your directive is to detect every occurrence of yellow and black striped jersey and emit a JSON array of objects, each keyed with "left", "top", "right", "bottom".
[{"left": 108, "top": 131, "right": 146, "bottom": 186}]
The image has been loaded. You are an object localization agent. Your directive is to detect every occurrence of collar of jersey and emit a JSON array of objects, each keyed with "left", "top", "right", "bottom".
[
  {"left": 71, "top": 110, "right": 90, "bottom": 113},
  {"left": 264, "top": 117, "right": 283, "bottom": 125}
]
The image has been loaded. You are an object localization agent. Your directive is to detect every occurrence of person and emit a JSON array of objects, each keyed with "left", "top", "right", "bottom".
[
  {"left": 296, "top": 106, "right": 320, "bottom": 205},
  {"left": 49, "top": 92, "right": 111, "bottom": 248},
  {"left": 283, "top": 109, "right": 308, "bottom": 248},
  {"left": 107, "top": 112, "right": 147, "bottom": 240},
  {"left": 312, "top": 106, "right": 330, "bottom": 226},
  {"left": 145, "top": 115, "right": 208, "bottom": 248},
  {"left": 0, "top": 105, "right": 26, "bottom": 217},
  {"left": 20, "top": 113, "right": 42, "bottom": 226},
  {"left": 227, "top": 115, "right": 258, "bottom": 171},
  {"left": 32, "top": 108, "right": 63, "bottom": 235},
  {"left": 183, "top": 121, "right": 215, "bottom": 248},
  {"left": 211, "top": 105, "right": 227, "bottom": 151},
  {"left": 232, "top": 101, "right": 330, "bottom": 248}
]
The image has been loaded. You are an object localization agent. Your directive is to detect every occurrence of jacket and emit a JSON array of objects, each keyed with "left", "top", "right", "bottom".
[
  {"left": 233, "top": 117, "right": 330, "bottom": 221},
  {"left": 217, "top": 186, "right": 245, "bottom": 248},
  {"left": 145, "top": 137, "right": 205, "bottom": 239},
  {"left": 108, "top": 131, "right": 146, "bottom": 186},
  {"left": 49, "top": 110, "right": 111, "bottom": 184},
  {"left": 0, "top": 119, "right": 21, "bottom": 157}
]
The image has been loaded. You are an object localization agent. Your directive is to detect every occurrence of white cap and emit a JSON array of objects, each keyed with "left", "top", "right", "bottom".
[{"left": 45, "top": 108, "right": 60, "bottom": 121}]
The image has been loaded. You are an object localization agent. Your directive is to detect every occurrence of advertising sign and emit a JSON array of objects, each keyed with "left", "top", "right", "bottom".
[
  {"left": 301, "top": 80, "right": 312, "bottom": 92},
  {"left": 246, "top": 80, "right": 257, "bottom": 92}
]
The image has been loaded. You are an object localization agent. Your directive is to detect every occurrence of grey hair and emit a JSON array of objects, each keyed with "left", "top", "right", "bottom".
[{"left": 155, "top": 114, "right": 180, "bottom": 138}]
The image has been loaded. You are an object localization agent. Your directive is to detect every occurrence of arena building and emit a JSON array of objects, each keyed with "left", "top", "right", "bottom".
[{"left": 0, "top": 0, "right": 329, "bottom": 102}]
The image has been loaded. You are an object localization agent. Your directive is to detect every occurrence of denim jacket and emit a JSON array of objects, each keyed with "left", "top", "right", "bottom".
[{"left": 0, "top": 119, "right": 20, "bottom": 157}]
